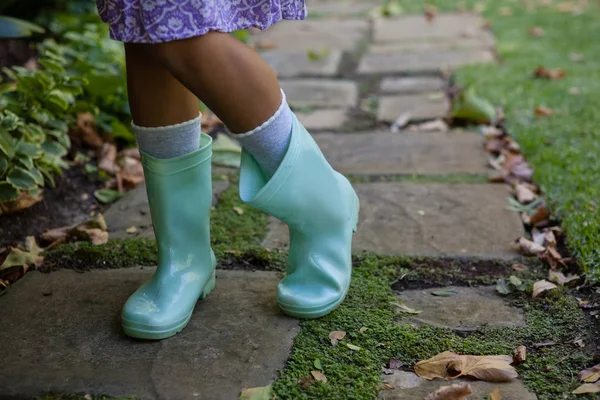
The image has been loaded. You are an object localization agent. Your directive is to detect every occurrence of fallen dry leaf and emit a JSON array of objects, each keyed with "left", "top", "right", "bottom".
[
  {"left": 513, "top": 346, "right": 526, "bottom": 364},
  {"left": 233, "top": 206, "right": 244, "bottom": 215},
  {"left": 556, "top": 1, "right": 579, "bottom": 12},
  {"left": 126, "top": 226, "right": 137, "bottom": 234},
  {"left": 534, "top": 66, "right": 566, "bottom": 80},
  {"left": 98, "top": 143, "right": 118, "bottom": 174},
  {"left": 389, "top": 358, "right": 404, "bottom": 369},
  {"left": 549, "top": 271, "right": 580, "bottom": 285},
  {"left": 532, "top": 280, "right": 558, "bottom": 298},
  {"left": 254, "top": 40, "right": 276, "bottom": 50},
  {"left": 0, "top": 191, "right": 43, "bottom": 215},
  {"left": 346, "top": 343, "right": 361, "bottom": 351},
  {"left": 514, "top": 183, "right": 537, "bottom": 203},
  {"left": 71, "top": 112, "right": 104, "bottom": 149},
  {"left": 569, "top": 87, "right": 581, "bottom": 95},
  {"left": 572, "top": 383, "right": 600, "bottom": 394},
  {"left": 41, "top": 214, "right": 108, "bottom": 246},
  {"left": 394, "top": 302, "right": 422, "bottom": 314},
  {"left": 425, "top": 383, "right": 472, "bottom": 400},
  {"left": 529, "top": 207, "right": 550, "bottom": 226},
  {"left": 359, "top": 326, "right": 368, "bottom": 333},
  {"left": 534, "top": 106, "right": 554, "bottom": 117},
  {"left": 408, "top": 119, "right": 449, "bottom": 132},
  {"left": 490, "top": 388, "right": 501, "bottom": 400},
  {"left": 415, "top": 351, "right": 517, "bottom": 382},
  {"left": 118, "top": 155, "right": 144, "bottom": 187},
  {"left": 579, "top": 364, "right": 600, "bottom": 383},
  {"left": 239, "top": 384, "right": 272, "bottom": 400},
  {"left": 570, "top": 52, "right": 584, "bottom": 62},
  {"left": 512, "top": 263, "right": 529, "bottom": 272},
  {"left": 499, "top": 6, "right": 512, "bottom": 15},
  {"left": 311, "top": 371, "right": 327, "bottom": 383},
  {"left": 329, "top": 330, "right": 346, "bottom": 346},
  {"left": 391, "top": 113, "right": 411, "bottom": 132},
  {"left": 516, "top": 237, "right": 545, "bottom": 256},
  {"left": 424, "top": 5, "right": 438, "bottom": 22},
  {"left": 529, "top": 27, "right": 545, "bottom": 36}
]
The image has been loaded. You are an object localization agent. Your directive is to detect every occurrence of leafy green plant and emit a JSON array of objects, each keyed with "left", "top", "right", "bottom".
[
  {"left": 0, "top": 15, "right": 45, "bottom": 38},
  {"left": 0, "top": 47, "right": 88, "bottom": 208}
]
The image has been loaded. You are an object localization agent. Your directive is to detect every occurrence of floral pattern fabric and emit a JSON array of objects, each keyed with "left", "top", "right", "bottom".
[{"left": 96, "top": 0, "right": 306, "bottom": 43}]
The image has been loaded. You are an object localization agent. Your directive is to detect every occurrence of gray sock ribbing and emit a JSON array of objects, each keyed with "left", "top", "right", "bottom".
[
  {"left": 230, "top": 91, "right": 293, "bottom": 177},
  {"left": 131, "top": 115, "right": 201, "bottom": 159}
]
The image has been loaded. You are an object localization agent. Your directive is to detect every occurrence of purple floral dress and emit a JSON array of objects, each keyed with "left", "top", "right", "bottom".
[{"left": 96, "top": 0, "right": 306, "bottom": 43}]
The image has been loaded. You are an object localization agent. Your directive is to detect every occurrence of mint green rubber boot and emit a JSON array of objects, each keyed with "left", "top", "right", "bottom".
[
  {"left": 239, "top": 115, "right": 359, "bottom": 319},
  {"left": 121, "top": 133, "right": 216, "bottom": 340}
]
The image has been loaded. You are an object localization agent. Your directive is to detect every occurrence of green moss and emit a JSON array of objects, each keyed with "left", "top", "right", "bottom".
[
  {"left": 42, "top": 239, "right": 158, "bottom": 271},
  {"left": 273, "top": 254, "right": 596, "bottom": 400},
  {"left": 210, "top": 184, "right": 269, "bottom": 256}
]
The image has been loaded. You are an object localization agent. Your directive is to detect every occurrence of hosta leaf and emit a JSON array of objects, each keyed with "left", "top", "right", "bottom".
[
  {"left": 0, "top": 181, "right": 19, "bottom": 202},
  {"left": 0, "top": 152, "right": 8, "bottom": 171},
  {"left": 38, "top": 58, "right": 65, "bottom": 74},
  {"left": 16, "top": 141, "right": 42, "bottom": 158},
  {"left": 46, "top": 89, "right": 75, "bottom": 111},
  {"left": 7, "top": 167, "right": 38, "bottom": 190},
  {"left": 42, "top": 140, "right": 68, "bottom": 158},
  {"left": 0, "top": 16, "right": 45, "bottom": 38},
  {"left": 16, "top": 154, "right": 33, "bottom": 170},
  {"left": 22, "top": 124, "right": 46, "bottom": 142},
  {"left": 0, "top": 133, "right": 15, "bottom": 157},
  {"left": 39, "top": 167, "right": 56, "bottom": 188},
  {"left": 28, "top": 168, "right": 44, "bottom": 186}
]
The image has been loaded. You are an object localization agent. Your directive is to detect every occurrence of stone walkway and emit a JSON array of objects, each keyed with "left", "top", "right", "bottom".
[{"left": 0, "top": 4, "right": 541, "bottom": 400}]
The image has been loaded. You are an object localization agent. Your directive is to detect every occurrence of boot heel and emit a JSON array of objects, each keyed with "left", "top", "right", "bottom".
[
  {"left": 199, "top": 270, "right": 216, "bottom": 299},
  {"left": 351, "top": 192, "right": 360, "bottom": 233}
]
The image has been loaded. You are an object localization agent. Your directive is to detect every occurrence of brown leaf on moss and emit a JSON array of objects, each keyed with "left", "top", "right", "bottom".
[
  {"left": 532, "top": 280, "right": 557, "bottom": 298},
  {"left": 425, "top": 383, "right": 472, "bottom": 400},
  {"left": 512, "top": 263, "right": 529, "bottom": 272},
  {"left": 528, "top": 27, "right": 545, "bottom": 36},
  {"left": 512, "top": 346, "right": 526, "bottom": 364},
  {"left": 572, "top": 383, "right": 600, "bottom": 394},
  {"left": 534, "top": 66, "right": 566, "bottom": 80},
  {"left": 311, "top": 370, "right": 327, "bottom": 383},
  {"left": 579, "top": 364, "right": 600, "bottom": 383},
  {"left": 534, "top": 106, "right": 554, "bottom": 116},
  {"left": 549, "top": 270, "right": 580, "bottom": 285},
  {"left": 328, "top": 330, "right": 346, "bottom": 346},
  {"left": 415, "top": 351, "right": 517, "bottom": 382}
]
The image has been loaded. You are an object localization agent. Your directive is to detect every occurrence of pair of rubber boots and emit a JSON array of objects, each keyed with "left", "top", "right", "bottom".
[{"left": 121, "top": 115, "right": 359, "bottom": 339}]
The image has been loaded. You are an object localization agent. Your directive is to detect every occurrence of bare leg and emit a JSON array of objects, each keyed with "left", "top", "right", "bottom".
[
  {"left": 134, "top": 32, "right": 282, "bottom": 133},
  {"left": 125, "top": 43, "right": 199, "bottom": 127}
]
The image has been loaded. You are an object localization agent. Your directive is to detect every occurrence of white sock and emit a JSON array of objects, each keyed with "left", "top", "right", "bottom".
[
  {"left": 131, "top": 115, "right": 201, "bottom": 159},
  {"left": 231, "top": 91, "right": 293, "bottom": 177}
]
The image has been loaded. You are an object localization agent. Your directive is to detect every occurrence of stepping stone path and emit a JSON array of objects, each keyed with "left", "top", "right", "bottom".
[{"left": 0, "top": 5, "right": 536, "bottom": 400}]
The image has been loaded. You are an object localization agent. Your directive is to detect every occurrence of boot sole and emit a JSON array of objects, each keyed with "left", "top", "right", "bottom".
[
  {"left": 280, "top": 192, "right": 360, "bottom": 319},
  {"left": 122, "top": 270, "right": 217, "bottom": 340}
]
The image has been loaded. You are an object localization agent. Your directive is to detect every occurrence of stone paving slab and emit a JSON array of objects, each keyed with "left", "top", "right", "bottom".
[
  {"left": 104, "top": 181, "right": 229, "bottom": 240},
  {"left": 313, "top": 131, "right": 490, "bottom": 175},
  {"left": 358, "top": 48, "right": 495, "bottom": 75},
  {"left": 263, "top": 183, "right": 524, "bottom": 259},
  {"left": 374, "top": 14, "right": 490, "bottom": 43},
  {"left": 296, "top": 108, "right": 350, "bottom": 131},
  {"left": 251, "top": 19, "right": 369, "bottom": 51},
  {"left": 377, "top": 93, "right": 450, "bottom": 122},
  {"left": 370, "top": 33, "right": 496, "bottom": 52},
  {"left": 260, "top": 49, "right": 342, "bottom": 78},
  {"left": 306, "top": 0, "right": 378, "bottom": 17},
  {"left": 0, "top": 269, "right": 298, "bottom": 400},
  {"left": 397, "top": 286, "right": 526, "bottom": 331},
  {"left": 281, "top": 79, "right": 358, "bottom": 108},
  {"left": 380, "top": 77, "right": 446, "bottom": 94},
  {"left": 380, "top": 371, "right": 537, "bottom": 400}
]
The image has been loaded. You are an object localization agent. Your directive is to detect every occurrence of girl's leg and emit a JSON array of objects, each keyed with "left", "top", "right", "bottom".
[
  {"left": 125, "top": 43, "right": 200, "bottom": 158},
  {"left": 120, "top": 44, "right": 216, "bottom": 339},
  {"left": 135, "top": 32, "right": 292, "bottom": 177}
]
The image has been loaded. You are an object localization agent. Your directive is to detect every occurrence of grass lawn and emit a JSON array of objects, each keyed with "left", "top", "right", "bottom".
[{"left": 395, "top": 0, "right": 600, "bottom": 281}]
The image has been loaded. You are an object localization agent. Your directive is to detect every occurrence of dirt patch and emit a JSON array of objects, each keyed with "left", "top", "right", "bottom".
[
  {"left": 0, "top": 166, "right": 103, "bottom": 248},
  {"left": 393, "top": 257, "right": 541, "bottom": 291}
]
